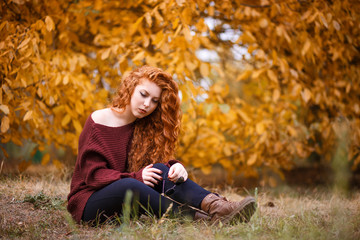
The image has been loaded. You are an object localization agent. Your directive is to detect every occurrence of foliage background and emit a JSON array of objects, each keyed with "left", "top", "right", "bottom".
[{"left": 1, "top": 0, "right": 359, "bottom": 185}]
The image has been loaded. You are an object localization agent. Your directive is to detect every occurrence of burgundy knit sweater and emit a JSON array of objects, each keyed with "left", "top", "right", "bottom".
[{"left": 67, "top": 116, "right": 179, "bottom": 223}]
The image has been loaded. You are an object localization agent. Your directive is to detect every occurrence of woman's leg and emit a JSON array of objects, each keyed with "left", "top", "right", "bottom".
[
  {"left": 152, "top": 163, "right": 256, "bottom": 223},
  {"left": 82, "top": 178, "right": 177, "bottom": 223},
  {"left": 152, "top": 163, "right": 211, "bottom": 209}
]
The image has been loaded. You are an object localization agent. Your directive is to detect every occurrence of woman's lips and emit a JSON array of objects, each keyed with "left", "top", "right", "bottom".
[{"left": 139, "top": 108, "right": 147, "bottom": 114}]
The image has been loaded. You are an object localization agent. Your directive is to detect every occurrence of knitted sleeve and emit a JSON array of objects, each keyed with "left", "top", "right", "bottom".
[{"left": 79, "top": 151, "right": 143, "bottom": 190}]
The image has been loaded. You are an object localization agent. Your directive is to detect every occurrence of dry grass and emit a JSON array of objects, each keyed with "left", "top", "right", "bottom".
[{"left": 0, "top": 173, "right": 359, "bottom": 240}]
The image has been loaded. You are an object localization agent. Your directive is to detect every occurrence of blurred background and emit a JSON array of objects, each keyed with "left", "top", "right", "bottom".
[{"left": 1, "top": 0, "right": 359, "bottom": 190}]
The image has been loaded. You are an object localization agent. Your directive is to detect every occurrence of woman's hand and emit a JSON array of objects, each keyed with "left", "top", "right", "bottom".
[
  {"left": 142, "top": 164, "right": 163, "bottom": 187},
  {"left": 168, "top": 163, "right": 188, "bottom": 183}
]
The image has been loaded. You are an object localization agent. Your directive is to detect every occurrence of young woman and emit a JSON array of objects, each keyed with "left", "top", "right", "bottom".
[{"left": 67, "top": 66, "right": 256, "bottom": 224}]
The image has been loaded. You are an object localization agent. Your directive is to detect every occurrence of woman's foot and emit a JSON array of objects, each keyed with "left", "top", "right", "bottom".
[
  {"left": 193, "top": 211, "right": 211, "bottom": 221},
  {"left": 200, "top": 193, "right": 256, "bottom": 224}
]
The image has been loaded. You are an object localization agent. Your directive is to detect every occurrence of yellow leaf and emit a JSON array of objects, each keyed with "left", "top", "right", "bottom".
[
  {"left": 199, "top": 63, "right": 209, "bottom": 77},
  {"left": 287, "top": 125, "right": 297, "bottom": 137},
  {"left": 291, "top": 84, "right": 302, "bottom": 96},
  {"left": 185, "top": 60, "right": 197, "bottom": 71},
  {"left": 61, "top": 114, "right": 71, "bottom": 127},
  {"left": 307, "top": 11, "right": 318, "bottom": 24},
  {"left": 301, "top": 88, "right": 312, "bottom": 103},
  {"left": 320, "top": 14, "right": 328, "bottom": 28},
  {"left": 132, "top": 51, "right": 145, "bottom": 62},
  {"left": 236, "top": 70, "right": 252, "bottom": 81},
  {"left": 55, "top": 74, "right": 61, "bottom": 85},
  {"left": 154, "top": 9, "right": 164, "bottom": 22},
  {"left": 259, "top": 18, "right": 268, "bottom": 28},
  {"left": 219, "top": 159, "right": 232, "bottom": 170},
  {"left": 63, "top": 74, "right": 69, "bottom": 85},
  {"left": 0, "top": 104, "right": 9, "bottom": 114},
  {"left": 17, "top": 37, "right": 31, "bottom": 50},
  {"left": 11, "top": 135, "right": 22, "bottom": 146},
  {"left": 301, "top": 39, "right": 311, "bottom": 56},
  {"left": 45, "top": 16, "right": 55, "bottom": 32},
  {"left": 333, "top": 20, "right": 340, "bottom": 31},
  {"left": 23, "top": 110, "right": 33, "bottom": 121},
  {"left": 0, "top": 21, "right": 7, "bottom": 32},
  {"left": 37, "top": 100, "right": 50, "bottom": 114},
  {"left": 256, "top": 122, "right": 265, "bottom": 134},
  {"left": 49, "top": 96, "right": 55, "bottom": 106},
  {"left": 75, "top": 101, "right": 84, "bottom": 115},
  {"left": 272, "top": 50, "right": 278, "bottom": 65},
  {"left": 144, "top": 12, "right": 152, "bottom": 27},
  {"left": 78, "top": 54, "right": 88, "bottom": 67},
  {"left": 273, "top": 89, "right": 280, "bottom": 102},
  {"left": 279, "top": 58, "right": 289, "bottom": 73},
  {"left": 1, "top": 116, "right": 10, "bottom": 133},
  {"left": 172, "top": 18, "right": 180, "bottom": 30},
  {"left": 238, "top": 109, "right": 251, "bottom": 123},
  {"left": 242, "top": 31, "right": 256, "bottom": 43},
  {"left": 223, "top": 145, "right": 232, "bottom": 156},
  {"left": 37, "top": 87, "right": 42, "bottom": 98},
  {"left": 101, "top": 48, "right": 111, "bottom": 60},
  {"left": 73, "top": 119, "right": 82, "bottom": 133},
  {"left": 290, "top": 69, "right": 298, "bottom": 79},
  {"left": 201, "top": 165, "right": 212, "bottom": 175},
  {"left": 183, "top": 26, "right": 192, "bottom": 41},
  {"left": 21, "top": 61, "right": 30, "bottom": 69},
  {"left": 247, "top": 154, "right": 257, "bottom": 166},
  {"left": 41, "top": 153, "right": 51, "bottom": 166},
  {"left": 130, "top": 16, "right": 144, "bottom": 35},
  {"left": 208, "top": 6, "right": 214, "bottom": 16},
  {"left": 173, "top": 24, "right": 182, "bottom": 38},
  {"left": 267, "top": 69, "right": 277, "bottom": 83},
  {"left": 247, "top": 44, "right": 257, "bottom": 53},
  {"left": 181, "top": 7, "right": 192, "bottom": 25},
  {"left": 252, "top": 69, "right": 266, "bottom": 79},
  {"left": 20, "top": 78, "right": 27, "bottom": 87}
]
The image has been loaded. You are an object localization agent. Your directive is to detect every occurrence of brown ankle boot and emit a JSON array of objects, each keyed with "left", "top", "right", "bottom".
[
  {"left": 193, "top": 211, "right": 211, "bottom": 221},
  {"left": 200, "top": 193, "right": 256, "bottom": 224}
]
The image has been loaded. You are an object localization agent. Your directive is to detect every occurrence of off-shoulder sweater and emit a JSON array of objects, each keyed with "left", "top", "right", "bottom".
[{"left": 67, "top": 116, "right": 179, "bottom": 223}]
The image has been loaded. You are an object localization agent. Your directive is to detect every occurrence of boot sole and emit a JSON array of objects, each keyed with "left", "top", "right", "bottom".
[{"left": 215, "top": 196, "right": 256, "bottom": 224}]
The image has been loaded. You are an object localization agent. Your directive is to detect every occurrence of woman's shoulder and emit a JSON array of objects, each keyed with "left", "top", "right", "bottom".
[
  {"left": 91, "top": 108, "right": 110, "bottom": 125},
  {"left": 90, "top": 108, "right": 133, "bottom": 128}
]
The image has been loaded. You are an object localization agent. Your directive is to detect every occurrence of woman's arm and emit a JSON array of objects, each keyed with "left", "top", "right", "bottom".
[{"left": 80, "top": 151, "right": 143, "bottom": 190}]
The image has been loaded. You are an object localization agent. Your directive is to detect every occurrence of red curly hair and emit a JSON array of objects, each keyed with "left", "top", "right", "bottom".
[{"left": 111, "top": 66, "right": 181, "bottom": 172}]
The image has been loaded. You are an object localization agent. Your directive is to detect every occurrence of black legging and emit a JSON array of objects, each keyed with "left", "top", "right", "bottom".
[{"left": 82, "top": 163, "right": 211, "bottom": 223}]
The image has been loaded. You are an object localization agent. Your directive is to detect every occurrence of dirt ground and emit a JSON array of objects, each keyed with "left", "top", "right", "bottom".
[
  {"left": 1, "top": 163, "right": 359, "bottom": 239},
  {"left": 0, "top": 195, "right": 66, "bottom": 239}
]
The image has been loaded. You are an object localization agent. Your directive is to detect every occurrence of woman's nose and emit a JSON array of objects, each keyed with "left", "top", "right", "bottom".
[{"left": 144, "top": 98, "right": 151, "bottom": 107}]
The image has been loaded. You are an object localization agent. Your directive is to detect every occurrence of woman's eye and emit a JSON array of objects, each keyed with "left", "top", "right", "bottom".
[
  {"left": 140, "top": 92, "right": 146, "bottom": 97},
  {"left": 152, "top": 99, "right": 159, "bottom": 104}
]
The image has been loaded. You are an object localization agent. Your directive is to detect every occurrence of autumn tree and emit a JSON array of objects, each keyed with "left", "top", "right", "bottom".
[{"left": 1, "top": 0, "right": 359, "bottom": 184}]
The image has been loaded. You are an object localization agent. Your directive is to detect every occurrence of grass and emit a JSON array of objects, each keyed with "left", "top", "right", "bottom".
[{"left": 0, "top": 173, "right": 359, "bottom": 240}]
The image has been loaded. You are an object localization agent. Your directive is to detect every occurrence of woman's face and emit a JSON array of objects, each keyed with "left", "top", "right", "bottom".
[{"left": 129, "top": 79, "right": 162, "bottom": 119}]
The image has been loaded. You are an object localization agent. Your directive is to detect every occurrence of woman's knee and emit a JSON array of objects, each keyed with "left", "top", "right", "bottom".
[
  {"left": 153, "top": 163, "right": 169, "bottom": 173},
  {"left": 112, "top": 178, "right": 145, "bottom": 190},
  {"left": 97, "top": 178, "right": 147, "bottom": 197}
]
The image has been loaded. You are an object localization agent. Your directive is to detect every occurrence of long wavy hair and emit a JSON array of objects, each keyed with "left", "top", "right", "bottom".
[{"left": 111, "top": 66, "right": 181, "bottom": 172}]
